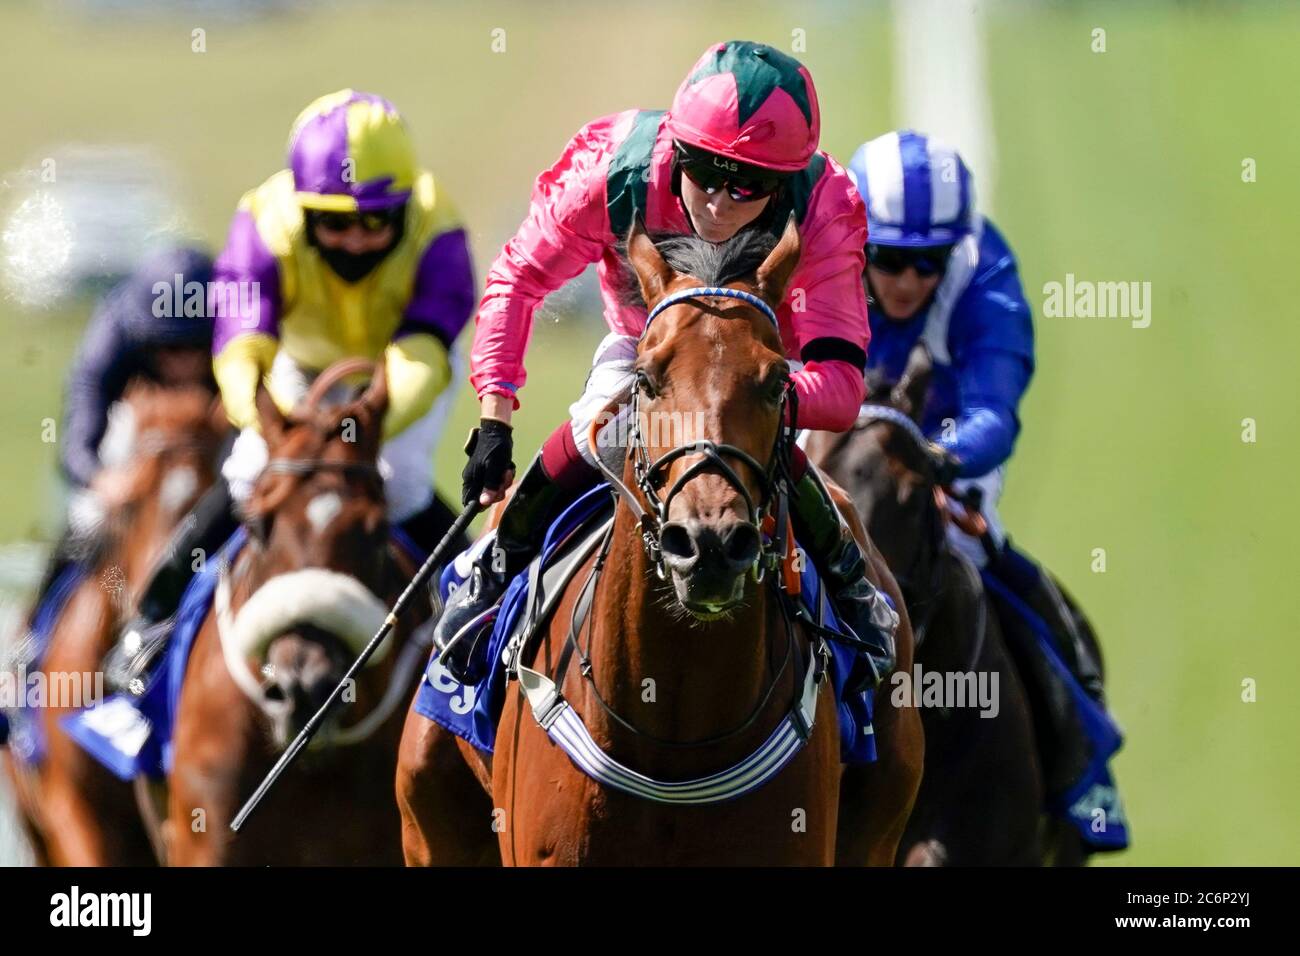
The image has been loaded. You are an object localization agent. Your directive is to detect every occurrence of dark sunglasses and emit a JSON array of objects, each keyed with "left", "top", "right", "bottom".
[
  {"left": 674, "top": 143, "right": 786, "bottom": 203},
  {"left": 313, "top": 209, "right": 402, "bottom": 234},
  {"left": 867, "top": 243, "right": 955, "bottom": 278}
]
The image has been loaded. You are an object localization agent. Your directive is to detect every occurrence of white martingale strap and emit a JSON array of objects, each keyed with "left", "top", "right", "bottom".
[
  {"left": 515, "top": 651, "right": 822, "bottom": 805},
  {"left": 643, "top": 287, "right": 778, "bottom": 339}
]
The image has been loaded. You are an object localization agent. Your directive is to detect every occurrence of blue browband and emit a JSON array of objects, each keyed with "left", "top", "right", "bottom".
[{"left": 643, "top": 286, "right": 778, "bottom": 339}]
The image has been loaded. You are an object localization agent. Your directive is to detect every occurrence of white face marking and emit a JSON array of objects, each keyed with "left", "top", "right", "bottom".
[
  {"left": 97, "top": 401, "right": 137, "bottom": 469},
  {"left": 158, "top": 466, "right": 198, "bottom": 516},
  {"left": 306, "top": 491, "right": 344, "bottom": 534}
]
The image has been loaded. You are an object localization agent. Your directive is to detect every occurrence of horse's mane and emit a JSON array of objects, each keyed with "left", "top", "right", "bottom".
[{"left": 618, "top": 227, "right": 778, "bottom": 307}]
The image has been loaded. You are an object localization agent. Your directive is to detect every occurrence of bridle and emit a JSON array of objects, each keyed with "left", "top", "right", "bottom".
[
  {"left": 225, "top": 446, "right": 413, "bottom": 744},
  {"left": 261, "top": 457, "right": 382, "bottom": 482},
  {"left": 242, "top": 456, "right": 382, "bottom": 544},
  {"left": 590, "top": 286, "right": 799, "bottom": 584}
]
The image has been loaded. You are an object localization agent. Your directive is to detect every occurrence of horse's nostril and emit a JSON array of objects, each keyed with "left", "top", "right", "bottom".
[
  {"left": 660, "top": 523, "right": 697, "bottom": 562},
  {"left": 721, "top": 523, "right": 761, "bottom": 568}
]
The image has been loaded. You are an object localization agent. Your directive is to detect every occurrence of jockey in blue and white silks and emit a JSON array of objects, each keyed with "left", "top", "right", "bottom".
[
  {"left": 847, "top": 129, "right": 1033, "bottom": 565},
  {"left": 847, "top": 131, "right": 1126, "bottom": 848}
]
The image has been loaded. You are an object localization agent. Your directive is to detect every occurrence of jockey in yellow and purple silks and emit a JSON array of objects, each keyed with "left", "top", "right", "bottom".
[{"left": 105, "top": 90, "right": 476, "bottom": 694}]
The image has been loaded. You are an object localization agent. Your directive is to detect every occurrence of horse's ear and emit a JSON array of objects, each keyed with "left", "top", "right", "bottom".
[
  {"left": 755, "top": 214, "right": 801, "bottom": 307},
  {"left": 863, "top": 365, "right": 891, "bottom": 403},
  {"left": 891, "top": 343, "right": 933, "bottom": 423},
  {"left": 255, "top": 382, "right": 288, "bottom": 443},
  {"left": 626, "top": 217, "right": 674, "bottom": 309}
]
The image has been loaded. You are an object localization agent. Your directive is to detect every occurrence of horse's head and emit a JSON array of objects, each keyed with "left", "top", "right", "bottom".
[
  {"left": 245, "top": 360, "right": 389, "bottom": 576},
  {"left": 100, "top": 382, "right": 227, "bottom": 598},
  {"left": 232, "top": 360, "right": 396, "bottom": 742},
  {"left": 622, "top": 216, "right": 801, "bottom": 618},
  {"left": 808, "top": 343, "right": 940, "bottom": 585}
]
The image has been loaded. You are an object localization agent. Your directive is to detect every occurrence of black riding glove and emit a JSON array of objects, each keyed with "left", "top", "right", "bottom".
[{"left": 461, "top": 419, "right": 515, "bottom": 506}]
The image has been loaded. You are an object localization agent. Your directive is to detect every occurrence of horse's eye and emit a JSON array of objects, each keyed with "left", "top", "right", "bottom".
[
  {"left": 635, "top": 369, "right": 658, "bottom": 398},
  {"left": 761, "top": 371, "right": 788, "bottom": 405}
]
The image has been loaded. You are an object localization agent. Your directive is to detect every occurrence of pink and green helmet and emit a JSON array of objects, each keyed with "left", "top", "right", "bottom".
[
  {"left": 288, "top": 89, "right": 417, "bottom": 212},
  {"left": 666, "top": 40, "right": 821, "bottom": 174}
]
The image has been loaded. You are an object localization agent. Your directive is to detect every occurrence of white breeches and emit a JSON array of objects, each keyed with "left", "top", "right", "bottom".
[
  {"left": 943, "top": 467, "right": 1006, "bottom": 567},
  {"left": 566, "top": 332, "right": 639, "bottom": 473}
]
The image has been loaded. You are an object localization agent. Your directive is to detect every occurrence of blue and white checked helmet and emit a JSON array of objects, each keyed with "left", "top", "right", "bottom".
[{"left": 847, "top": 130, "right": 976, "bottom": 247}]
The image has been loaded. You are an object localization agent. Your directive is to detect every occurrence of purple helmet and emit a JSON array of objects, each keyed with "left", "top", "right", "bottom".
[{"left": 288, "top": 89, "right": 416, "bottom": 212}]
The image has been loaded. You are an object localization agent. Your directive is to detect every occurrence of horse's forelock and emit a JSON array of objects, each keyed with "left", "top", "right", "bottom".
[{"left": 618, "top": 227, "right": 779, "bottom": 308}]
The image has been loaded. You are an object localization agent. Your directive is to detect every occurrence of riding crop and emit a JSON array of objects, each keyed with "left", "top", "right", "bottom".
[{"left": 230, "top": 500, "right": 482, "bottom": 832}]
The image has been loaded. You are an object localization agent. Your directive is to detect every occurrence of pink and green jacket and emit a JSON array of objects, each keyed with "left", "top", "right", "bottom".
[{"left": 471, "top": 109, "right": 871, "bottom": 432}]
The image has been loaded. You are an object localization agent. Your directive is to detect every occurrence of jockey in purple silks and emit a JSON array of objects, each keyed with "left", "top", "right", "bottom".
[{"left": 103, "top": 90, "right": 477, "bottom": 694}]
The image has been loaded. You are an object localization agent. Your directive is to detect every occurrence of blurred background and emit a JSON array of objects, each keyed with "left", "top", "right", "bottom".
[{"left": 1, "top": 0, "right": 1296, "bottom": 865}]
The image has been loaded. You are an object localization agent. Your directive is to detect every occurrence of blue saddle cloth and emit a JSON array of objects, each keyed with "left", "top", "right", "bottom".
[
  {"left": 61, "top": 525, "right": 428, "bottom": 781},
  {"left": 62, "top": 529, "right": 250, "bottom": 781},
  {"left": 412, "top": 483, "right": 879, "bottom": 766},
  {"left": 0, "top": 562, "right": 89, "bottom": 763},
  {"left": 981, "top": 570, "right": 1130, "bottom": 852}
]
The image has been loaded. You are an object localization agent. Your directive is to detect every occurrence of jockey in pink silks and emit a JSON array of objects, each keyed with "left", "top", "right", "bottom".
[{"left": 434, "top": 41, "right": 899, "bottom": 695}]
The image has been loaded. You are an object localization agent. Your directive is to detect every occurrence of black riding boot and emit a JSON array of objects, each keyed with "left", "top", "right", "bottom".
[
  {"left": 990, "top": 539, "right": 1104, "bottom": 703},
  {"left": 789, "top": 468, "right": 899, "bottom": 693},
  {"left": 397, "top": 493, "right": 471, "bottom": 558},
  {"left": 105, "top": 477, "right": 239, "bottom": 695},
  {"left": 984, "top": 538, "right": 1107, "bottom": 797},
  {"left": 432, "top": 455, "right": 574, "bottom": 685}
]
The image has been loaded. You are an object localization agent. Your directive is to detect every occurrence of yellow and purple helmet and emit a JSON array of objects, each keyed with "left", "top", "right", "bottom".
[
  {"left": 666, "top": 41, "right": 821, "bottom": 174},
  {"left": 288, "top": 89, "right": 416, "bottom": 213}
]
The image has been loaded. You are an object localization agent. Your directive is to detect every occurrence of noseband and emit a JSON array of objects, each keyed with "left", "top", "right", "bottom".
[{"left": 592, "top": 287, "right": 798, "bottom": 581}]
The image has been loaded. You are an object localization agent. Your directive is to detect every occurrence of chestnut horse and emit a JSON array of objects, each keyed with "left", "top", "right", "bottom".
[
  {"left": 3, "top": 382, "right": 225, "bottom": 865},
  {"left": 806, "top": 345, "right": 1080, "bottom": 865},
  {"left": 397, "top": 220, "right": 923, "bottom": 865},
  {"left": 164, "top": 361, "right": 432, "bottom": 865}
]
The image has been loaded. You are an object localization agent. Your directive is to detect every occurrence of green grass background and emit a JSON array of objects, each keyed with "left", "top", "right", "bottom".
[{"left": 1, "top": 0, "right": 1295, "bottom": 864}]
